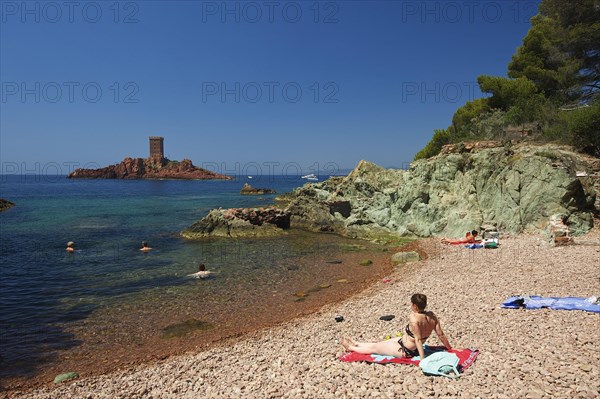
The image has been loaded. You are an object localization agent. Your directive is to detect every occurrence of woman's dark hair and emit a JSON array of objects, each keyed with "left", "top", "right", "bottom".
[
  {"left": 471, "top": 230, "right": 478, "bottom": 236},
  {"left": 142, "top": 241, "right": 148, "bottom": 247},
  {"left": 411, "top": 293, "right": 427, "bottom": 311},
  {"left": 198, "top": 263, "right": 206, "bottom": 271}
]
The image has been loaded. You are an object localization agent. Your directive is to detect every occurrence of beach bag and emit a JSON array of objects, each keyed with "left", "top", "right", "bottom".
[{"left": 419, "top": 352, "right": 460, "bottom": 378}]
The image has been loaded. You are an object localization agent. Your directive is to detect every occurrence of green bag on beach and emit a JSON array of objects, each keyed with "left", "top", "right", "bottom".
[{"left": 419, "top": 352, "right": 460, "bottom": 378}]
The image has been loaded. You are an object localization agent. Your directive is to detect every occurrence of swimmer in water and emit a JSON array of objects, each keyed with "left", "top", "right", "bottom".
[
  {"left": 187, "top": 263, "right": 212, "bottom": 279},
  {"left": 66, "top": 241, "right": 75, "bottom": 253},
  {"left": 140, "top": 241, "right": 153, "bottom": 252}
]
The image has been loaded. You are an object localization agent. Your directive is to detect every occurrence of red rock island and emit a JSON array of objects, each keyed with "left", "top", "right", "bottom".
[{"left": 68, "top": 137, "right": 232, "bottom": 180}]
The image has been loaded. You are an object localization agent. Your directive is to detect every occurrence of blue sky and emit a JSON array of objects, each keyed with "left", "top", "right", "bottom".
[{"left": 1, "top": 0, "right": 539, "bottom": 176}]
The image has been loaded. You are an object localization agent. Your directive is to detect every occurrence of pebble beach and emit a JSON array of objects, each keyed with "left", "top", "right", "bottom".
[{"left": 9, "top": 229, "right": 600, "bottom": 399}]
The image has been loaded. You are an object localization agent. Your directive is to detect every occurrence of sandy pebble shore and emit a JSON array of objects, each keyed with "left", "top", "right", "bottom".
[{"left": 9, "top": 231, "right": 600, "bottom": 399}]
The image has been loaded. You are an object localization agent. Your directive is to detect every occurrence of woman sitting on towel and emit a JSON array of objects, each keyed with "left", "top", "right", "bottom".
[{"left": 340, "top": 293, "right": 451, "bottom": 359}]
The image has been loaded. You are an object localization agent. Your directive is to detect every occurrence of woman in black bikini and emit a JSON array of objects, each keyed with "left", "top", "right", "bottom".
[{"left": 340, "top": 294, "right": 452, "bottom": 359}]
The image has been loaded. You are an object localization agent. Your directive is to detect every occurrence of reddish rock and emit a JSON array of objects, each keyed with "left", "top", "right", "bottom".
[
  {"left": 439, "top": 140, "right": 502, "bottom": 155},
  {"left": 222, "top": 207, "right": 290, "bottom": 228},
  {"left": 68, "top": 158, "right": 231, "bottom": 180},
  {"left": 182, "top": 207, "right": 291, "bottom": 238}
]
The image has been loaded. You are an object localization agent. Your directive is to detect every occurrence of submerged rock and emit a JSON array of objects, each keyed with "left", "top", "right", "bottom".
[
  {"left": 161, "top": 319, "right": 214, "bottom": 339},
  {"left": 53, "top": 372, "right": 78, "bottom": 384}
]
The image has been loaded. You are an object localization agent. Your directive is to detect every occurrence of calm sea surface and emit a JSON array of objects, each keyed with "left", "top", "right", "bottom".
[{"left": 2, "top": 174, "right": 383, "bottom": 385}]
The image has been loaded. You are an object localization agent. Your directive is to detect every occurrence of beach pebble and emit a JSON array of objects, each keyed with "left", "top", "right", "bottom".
[
  {"left": 525, "top": 388, "right": 545, "bottom": 399},
  {"left": 53, "top": 372, "right": 79, "bottom": 384},
  {"left": 579, "top": 364, "right": 592, "bottom": 372}
]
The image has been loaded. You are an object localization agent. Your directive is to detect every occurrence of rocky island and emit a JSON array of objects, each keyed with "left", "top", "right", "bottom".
[
  {"left": 68, "top": 137, "right": 232, "bottom": 180},
  {"left": 68, "top": 157, "right": 231, "bottom": 180},
  {"left": 240, "top": 183, "right": 276, "bottom": 195}
]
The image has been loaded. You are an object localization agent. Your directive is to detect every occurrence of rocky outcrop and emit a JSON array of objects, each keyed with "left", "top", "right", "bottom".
[
  {"left": 240, "top": 183, "right": 276, "bottom": 195},
  {"left": 439, "top": 140, "right": 503, "bottom": 155},
  {"left": 0, "top": 198, "right": 15, "bottom": 212},
  {"left": 181, "top": 207, "right": 291, "bottom": 239},
  {"left": 68, "top": 158, "right": 231, "bottom": 180},
  {"left": 284, "top": 143, "right": 598, "bottom": 239}
]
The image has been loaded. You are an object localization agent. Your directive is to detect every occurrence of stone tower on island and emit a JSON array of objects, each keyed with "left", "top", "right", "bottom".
[{"left": 149, "top": 136, "right": 164, "bottom": 161}]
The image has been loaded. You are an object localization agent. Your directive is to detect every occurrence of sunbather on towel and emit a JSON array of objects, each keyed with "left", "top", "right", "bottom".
[
  {"left": 340, "top": 294, "right": 452, "bottom": 359},
  {"left": 441, "top": 230, "right": 480, "bottom": 245}
]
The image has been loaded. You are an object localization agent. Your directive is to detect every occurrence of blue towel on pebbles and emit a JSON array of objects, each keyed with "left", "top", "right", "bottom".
[{"left": 502, "top": 296, "right": 600, "bottom": 313}]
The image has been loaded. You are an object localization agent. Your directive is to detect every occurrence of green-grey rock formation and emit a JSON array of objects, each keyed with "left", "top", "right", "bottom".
[
  {"left": 182, "top": 207, "right": 291, "bottom": 239},
  {"left": 284, "top": 143, "right": 598, "bottom": 238}
]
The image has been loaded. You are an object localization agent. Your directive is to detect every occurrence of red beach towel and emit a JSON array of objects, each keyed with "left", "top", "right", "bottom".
[
  {"left": 443, "top": 239, "right": 482, "bottom": 245},
  {"left": 339, "top": 346, "right": 479, "bottom": 373}
]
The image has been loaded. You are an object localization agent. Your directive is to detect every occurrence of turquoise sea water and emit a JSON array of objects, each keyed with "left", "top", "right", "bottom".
[{"left": 1, "top": 174, "right": 350, "bottom": 382}]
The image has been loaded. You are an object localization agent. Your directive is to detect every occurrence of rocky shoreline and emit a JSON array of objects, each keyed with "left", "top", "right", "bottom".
[
  {"left": 280, "top": 143, "right": 598, "bottom": 240},
  {"left": 181, "top": 143, "right": 598, "bottom": 244},
  {"left": 13, "top": 226, "right": 600, "bottom": 399},
  {"left": 0, "top": 198, "right": 15, "bottom": 212},
  {"left": 68, "top": 157, "right": 231, "bottom": 180}
]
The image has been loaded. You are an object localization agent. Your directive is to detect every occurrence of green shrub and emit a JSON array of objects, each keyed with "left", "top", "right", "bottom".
[
  {"left": 451, "top": 98, "right": 490, "bottom": 139},
  {"left": 471, "top": 109, "right": 507, "bottom": 139},
  {"left": 536, "top": 150, "right": 560, "bottom": 160},
  {"left": 562, "top": 102, "right": 600, "bottom": 156},
  {"left": 414, "top": 129, "right": 451, "bottom": 160}
]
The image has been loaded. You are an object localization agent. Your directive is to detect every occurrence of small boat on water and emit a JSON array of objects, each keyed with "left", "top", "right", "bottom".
[
  {"left": 248, "top": 176, "right": 253, "bottom": 179},
  {"left": 301, "top": 173, "right": 318, "bottom": 181}
]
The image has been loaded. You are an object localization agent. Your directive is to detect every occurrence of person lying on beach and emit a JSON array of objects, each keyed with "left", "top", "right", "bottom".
[
  {"left": 187, "top": 263, "right": 212, "bottom": 279},
  {"left": 139, "top": 241, "right": 153, "bottom": 252},
  {"left": 66, "top": 241, "right": 75, "bottom": 253},
  {"left": 340, "top": 293, "right": 451, "bottom": 359},
  {"left": 441, "top": 230, "right": 480, "bottom": 245}
]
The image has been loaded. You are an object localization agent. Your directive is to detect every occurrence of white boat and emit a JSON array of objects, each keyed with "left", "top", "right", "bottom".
[
  {"left": 301, "top": 173, "right": 318, "bottom": 181},
  {"left": 248, "top": 176, "right": 253, "bottom": 179}
]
